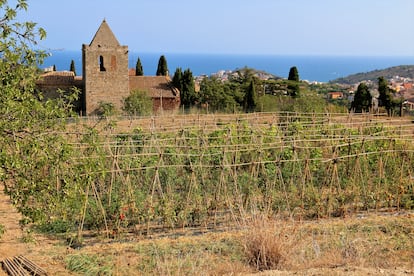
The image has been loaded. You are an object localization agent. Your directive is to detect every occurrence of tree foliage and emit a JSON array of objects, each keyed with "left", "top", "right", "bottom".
[
  {"left": 135, "top": 57, "right": 143, "bottom": 76},
  {"left": 182, "top": 69, "right": 196, "bottom": 108},
  {"left": 351, "top": 83, "right": 372, "bottom": 113},
  {"left": 244, "top": 80, "right": 257, "bottom": 112},
  {"left": 123, "top": 90, "right": 152, "bottom": 116},
  {"left": 198, "top": 77, "right": 243, "bottom": 113},
  {"left": 173, "top": 67, "right": 197, "bottom": 109},
  {"left": 69, "top": 59, "right": 76, "bottom": 75},
  {"left": 156, "top": 55, "right": 168, "bottom": 76},
  {"left": 378, "top": 76, "right": 393, "bottom": 115},
  {"left": 287, "top": 66, "right": 300, "bottom": 98},
  {"left": 288, "top": 66, "right": 299, "bottom": 82},
  {"left": 172, "top": 67, "right": 183, "bottom": 91},
  {"left": 0, "top": 0, "right": 78, "bottom": 225}
]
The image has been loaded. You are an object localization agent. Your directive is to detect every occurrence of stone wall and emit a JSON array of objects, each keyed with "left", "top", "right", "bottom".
[{"left": 82, "top": 45, "right": 129, "bottom": 115}]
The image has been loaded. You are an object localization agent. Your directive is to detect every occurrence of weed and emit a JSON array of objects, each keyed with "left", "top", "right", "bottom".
[
  {"left": 65, "top": 253, "right": 114, "bottom": 275},
  {"left": 21, "top": 228, "right": 36, "bottom": 243},
  {"left": 0, "top": 223, "right": 5, "bottom": 239},
  {"left": 242, "top": 217, "right": 292, "bottom": 271}
]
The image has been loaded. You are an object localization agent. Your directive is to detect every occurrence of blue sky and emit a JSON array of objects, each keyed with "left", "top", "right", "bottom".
[{"left": 17, "top": 0, "right": 414, "bottom": 56}]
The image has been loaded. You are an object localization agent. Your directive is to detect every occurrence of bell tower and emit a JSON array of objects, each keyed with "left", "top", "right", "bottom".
[{"left": 82, "top": 20, "right": 129, "bottom": 115}]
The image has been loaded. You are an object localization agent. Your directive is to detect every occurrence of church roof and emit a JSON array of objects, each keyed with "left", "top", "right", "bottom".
[
  {"left": 129, "top": 76, "right": 180, "bottom": 99},
  {"left": 89, "top": 19, "right": 120, "bottom": 47}
]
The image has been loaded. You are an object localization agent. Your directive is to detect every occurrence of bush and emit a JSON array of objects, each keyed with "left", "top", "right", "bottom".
[
  {"left": 96, "top": 101, "right": 116, "bottom": 117},
  {"left": 123, "top": 89, "right": 153, "bottom": 116}
]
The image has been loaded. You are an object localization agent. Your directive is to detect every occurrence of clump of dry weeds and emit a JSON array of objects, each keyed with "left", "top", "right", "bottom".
[{"left": 242, "top": 216, "right": 297, "bottom": 271}]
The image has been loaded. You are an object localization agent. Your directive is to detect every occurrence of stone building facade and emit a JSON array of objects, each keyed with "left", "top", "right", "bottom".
[
  {"left": 36, "top": 20, "right": 180, "bottom": 116},
  {"left": 82, "top": 20, "right": 130, "bottom": 115}
]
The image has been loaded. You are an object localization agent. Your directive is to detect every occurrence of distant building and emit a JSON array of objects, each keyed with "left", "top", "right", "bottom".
[
  {"left": 36, "top": 20, "right": 180, "bottom": 115},
  {"left": 327, "top": 92, "right": 344, "bottom": 100}
]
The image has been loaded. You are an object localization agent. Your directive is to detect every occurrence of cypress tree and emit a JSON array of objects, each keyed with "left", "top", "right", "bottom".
[
  {"left": 181, "top": 68, "right": 196, "bottom": 108},
  {"left": 172, "top": 67, "right": 183, "bottom": 91},
  {"left": 378, "top": 76, "right": 393, "bottom": 115},
  {"left": 244, "top": 80, "right": 257, "bottom": 112},
  {"left": 135, "top": 57, "right": 143, "bottom": 76},
  {"left": 351, "top": 82, "right": 372, "bottom": 113},
  {"left": 287, "top": 66, "right": 300, "bottom": 98},
  {"left": 288, "top": 66, "right": 299, "bottom": 82},
  {"left": 69, "top": 59, "right": 76, "bottom": 76},
  {"left": 53, "top": 64, "right": 56, "bottom": 71},
  {"left": 156, "top": 55, "right": 169, "bottom": 76}
]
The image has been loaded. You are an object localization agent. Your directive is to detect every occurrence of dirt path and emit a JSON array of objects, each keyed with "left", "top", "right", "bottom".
[
  {"left": 0, "top": 185, "right": 29, "bottom": 274},
  {"left": 0, "top": 184, "right": 70, "bottom": 275}
]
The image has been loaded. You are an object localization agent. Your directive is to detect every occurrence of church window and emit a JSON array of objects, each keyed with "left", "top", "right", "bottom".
[{"left": 99, "top": 55, "right": 106, "bottom": 71}]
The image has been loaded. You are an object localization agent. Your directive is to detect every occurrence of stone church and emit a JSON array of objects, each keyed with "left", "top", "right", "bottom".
[{"left": 37, "top": 20, "right": 180, "bottom": 115}]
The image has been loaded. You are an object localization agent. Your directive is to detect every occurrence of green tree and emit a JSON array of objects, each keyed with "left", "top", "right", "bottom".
[
  {"left": 288, "top": 66, "right": 299, "bottom": 82},
  {"left": 173, "top": 68, "right": 196, "bottom": 109},
  {"left": 156, "top": 55, "right": 169, "bottom": 76},
  {"left": 172, "top": 67, "right": 183, "bottom": 91},
  {"left": 287, "top": 66, "right": 300, "bottom": 98},
  {"left": 69, "top": 59, "right": 76, "bottom": 76},
  {"left": 351, "top": 83, "right": 372, "bottom": 113},
  {"left": 244, "top": 80, "right": 257, "bottom": 112},
  {"left": 135, "top": 57, "right": 143, "bottom": 76},
  {"left": 0, "top": 0, "right": 78, "bottom": 225},
  {"left": 181, "top": 69, "right": 196, "bottom": 108},
  {"left": 53, "top": 64, "right": 56, "bottom": 71},
  {"left": 199, "top": 77, "right": 242, "bottom": 113},
  {"left": 378, "top": 76, "right": 393, "bottom": 115},
  {"left": 123, "top": 90, "right": 153, "bottom": 116}
]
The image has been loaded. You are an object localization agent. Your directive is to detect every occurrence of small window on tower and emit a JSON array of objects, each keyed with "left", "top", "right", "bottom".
[{"left": 99, "top": 55, "right": 106, "bottom": 72}]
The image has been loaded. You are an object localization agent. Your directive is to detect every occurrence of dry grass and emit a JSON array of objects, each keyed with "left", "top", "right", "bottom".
[
  {"left": 242, "top": 216, "right": 292, "bottom": 271},
  {"left": 26, "top": 211, "right": 410, "bottom": 275},
  {"left": 241, "top": 212, "right": 414, "bottom": 274}
]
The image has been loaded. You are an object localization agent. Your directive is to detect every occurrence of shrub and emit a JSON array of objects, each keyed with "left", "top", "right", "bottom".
[{"left": 123, "top": 89, "right": 153, "bottom": 116}]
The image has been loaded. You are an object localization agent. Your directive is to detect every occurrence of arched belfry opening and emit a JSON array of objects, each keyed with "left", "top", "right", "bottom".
[
  {"left": 99, "top": 55, "right": 106, "bottom": 72},
  {"left": 82, "top": 19, "right": 129, "bottom": 115}
]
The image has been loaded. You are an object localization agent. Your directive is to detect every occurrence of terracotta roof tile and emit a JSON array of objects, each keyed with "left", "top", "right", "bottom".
[{"left": 129, "top": 76, "right": 179, "bottom": 99}]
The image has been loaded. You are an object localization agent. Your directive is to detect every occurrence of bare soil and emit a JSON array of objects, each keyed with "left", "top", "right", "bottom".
[{"left": 0, "top": 185, "right": 70, "bottom": 275}]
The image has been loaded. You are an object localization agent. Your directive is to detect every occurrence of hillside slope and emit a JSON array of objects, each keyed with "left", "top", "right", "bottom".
[{"left": 330, "top": 65, "right": 414, "bottom": 84}]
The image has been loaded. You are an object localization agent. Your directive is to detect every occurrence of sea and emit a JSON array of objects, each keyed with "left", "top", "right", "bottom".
[{"left": 42, "top": 51, "right": 414, "bottom": 83}]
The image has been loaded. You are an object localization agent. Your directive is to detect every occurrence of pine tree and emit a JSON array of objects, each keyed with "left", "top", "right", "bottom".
[
  {"left": 156, "top": 55, "right": 169, "bottom": 76},
  {"left": 135, "top": 57, "right": 143, "bottom": 76},
  {"left": 69, "top": 59, "right": 76, "bottom": 76}
]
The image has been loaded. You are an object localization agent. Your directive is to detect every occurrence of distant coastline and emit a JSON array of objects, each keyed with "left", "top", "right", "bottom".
[{"left": 42, "top": 51, "right": 414, "bottom": 83}]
